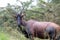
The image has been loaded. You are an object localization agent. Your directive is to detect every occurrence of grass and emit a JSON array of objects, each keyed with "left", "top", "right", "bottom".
[
  {"left": 0, "top": 32, "right": 9, "bottom": 40},
  {"left": 0, "top": 26, "right": 49, "bottom": 40},
  {"left": 0, "top": 26, "right": 27, "bottom": 40}
]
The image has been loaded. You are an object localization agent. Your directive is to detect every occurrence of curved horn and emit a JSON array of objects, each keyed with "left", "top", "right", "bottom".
[{"left": 20, "top": 7, "right": 24, "bottom": 15}]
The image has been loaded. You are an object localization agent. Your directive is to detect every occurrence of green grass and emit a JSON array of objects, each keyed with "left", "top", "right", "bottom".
[
  {"left": 0, "top": 32, "right": 9, "bottom": 40},
  {"left": 0, "top": 26, "right": 27, "bottom": 40}
]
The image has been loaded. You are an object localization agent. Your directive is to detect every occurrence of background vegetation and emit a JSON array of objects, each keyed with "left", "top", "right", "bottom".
[{"left": 0, "top": 0, "right": 60, "bottom": 40}]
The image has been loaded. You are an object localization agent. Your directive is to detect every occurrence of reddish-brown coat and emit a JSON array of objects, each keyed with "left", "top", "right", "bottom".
[{"left": 26, "top": 19, "right": 60, "bottom": 38}]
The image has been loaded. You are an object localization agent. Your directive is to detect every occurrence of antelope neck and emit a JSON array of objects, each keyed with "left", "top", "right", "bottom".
[{"left": 21, "top": 19, "right": 27, "bottom": 26}]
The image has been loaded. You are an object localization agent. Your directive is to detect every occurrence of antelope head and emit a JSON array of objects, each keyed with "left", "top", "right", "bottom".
[{"left": 16, "top": 9, "right": 25, "bottom": 31}]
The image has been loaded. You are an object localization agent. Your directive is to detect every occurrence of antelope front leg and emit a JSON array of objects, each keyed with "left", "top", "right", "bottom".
[{"left": 29, "top": 35, "right": 34, "bottom": 40}]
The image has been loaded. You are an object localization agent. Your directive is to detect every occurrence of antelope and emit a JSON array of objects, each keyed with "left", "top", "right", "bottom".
[{"left": 14, "top": 9, "right": 60, "bottom": 40}]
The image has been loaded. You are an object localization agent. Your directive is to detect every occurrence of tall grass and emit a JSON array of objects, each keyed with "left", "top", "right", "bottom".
[
  {"left": 0, "top": 26, "right": 49, "bottom": 40},
  {"left": 0, "top": 26, "right": 27, "bottom": 40}
]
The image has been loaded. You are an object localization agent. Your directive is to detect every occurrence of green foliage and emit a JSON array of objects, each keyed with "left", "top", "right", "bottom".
[{"left": 51, "top": 0, "right": 60, "bottom": 4}]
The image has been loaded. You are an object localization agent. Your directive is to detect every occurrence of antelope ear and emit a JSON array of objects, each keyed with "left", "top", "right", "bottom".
[{"left": 21, "top": 13, "right": 26, "bottom": 17}]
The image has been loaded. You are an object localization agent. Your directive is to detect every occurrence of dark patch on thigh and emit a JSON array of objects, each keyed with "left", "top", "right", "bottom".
[{"left": 45, "top": 26, "right": 56, "bottom": 39}]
